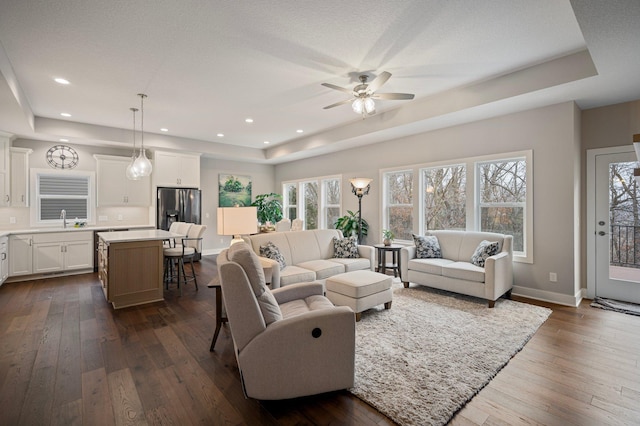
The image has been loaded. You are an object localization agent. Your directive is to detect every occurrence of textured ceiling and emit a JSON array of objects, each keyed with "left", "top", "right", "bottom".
[{"left": 0, "top": 1, "right": 639, "bottom": 163}]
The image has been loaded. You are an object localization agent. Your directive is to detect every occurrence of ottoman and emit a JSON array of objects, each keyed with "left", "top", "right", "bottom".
[{"left": 326, "top": 270, "right": 393, "bottom": 321}]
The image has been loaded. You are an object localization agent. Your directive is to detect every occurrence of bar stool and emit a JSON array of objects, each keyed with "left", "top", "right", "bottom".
[{"left": 163, "top": 224, "right": 206, "bottom": 295}]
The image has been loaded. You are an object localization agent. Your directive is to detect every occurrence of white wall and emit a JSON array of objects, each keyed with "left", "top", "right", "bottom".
[
  {"left": 275, "top": 102, "right": 581, "bottom": 304},
  {"left": 2, "top": 139, "right": 279, "bottom": 254},
  {"left": 200, "top": 157, "right": 275, "bottom": 253},
  {"left": 1, "top": 139, "right": 151, "bottom": 229}
]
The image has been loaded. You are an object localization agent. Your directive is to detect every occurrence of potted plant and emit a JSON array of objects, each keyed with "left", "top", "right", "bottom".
[
  {"left": 382, "top": 229, "right": 395, "bottom": 246},
  {"left": 334, "top": 210, "right": 369, "bottom": 241},
  {"left": 251, "top": 193, "right": 283, "bottom": 231}
]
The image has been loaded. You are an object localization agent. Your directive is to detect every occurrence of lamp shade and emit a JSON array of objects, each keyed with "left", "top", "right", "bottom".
[
  {"left": 217, "top": 207, "right": 258, "bottom": 238},
  {"left": 350, "top": 177, "right": 373, "bottom": 189}
]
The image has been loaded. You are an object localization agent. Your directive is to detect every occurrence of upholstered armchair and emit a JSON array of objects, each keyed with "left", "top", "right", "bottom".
[{"left": 217, "top": 242, "right": 355, "bottom": 400}]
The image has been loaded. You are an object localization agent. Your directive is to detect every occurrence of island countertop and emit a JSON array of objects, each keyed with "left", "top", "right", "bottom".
[{"left": 97, "top": 229, "right": 181, "bottom": 243}]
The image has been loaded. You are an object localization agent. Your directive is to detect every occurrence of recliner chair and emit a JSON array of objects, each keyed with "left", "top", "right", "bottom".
[{"left": 217, "top": 241, "right": 355, "bottom": 400}]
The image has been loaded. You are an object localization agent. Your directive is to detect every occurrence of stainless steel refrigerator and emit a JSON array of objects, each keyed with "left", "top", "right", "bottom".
[{"left": 156, "top": 187, "right": 202, "bottom": 231}]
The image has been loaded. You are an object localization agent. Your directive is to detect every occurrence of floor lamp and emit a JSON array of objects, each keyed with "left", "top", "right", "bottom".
[{"left": 350, "top": 178, "right": 372, "bottom": 243}]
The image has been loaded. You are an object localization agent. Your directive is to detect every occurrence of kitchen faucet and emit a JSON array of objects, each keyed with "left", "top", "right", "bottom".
[{"left": 60, "top": 209, "right": 67, "bottom": 228}]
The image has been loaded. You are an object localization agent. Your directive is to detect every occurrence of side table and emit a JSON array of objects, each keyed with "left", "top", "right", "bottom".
[
  {"left": 374, "top": 244, "right": 403, "bottom": 280},
  {"left": 207, "top": 278, "right": 228, "bottom": 351}
]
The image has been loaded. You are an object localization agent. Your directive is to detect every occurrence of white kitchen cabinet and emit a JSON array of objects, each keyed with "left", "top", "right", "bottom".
[
  {"left": 94, "top": 155, "right": 151, "bottom": 206},
  {"left": 153, "top": 151, "right": 200, "bottom": 188},
  {"left": 9, "top": 234, "right": 33, "bottom": 276},
  {"left": 0, "top": 136, "right": 9, "bottom": 207},
  {"left": 0, "top": 236, "right": 8, "bottom": 284},
  {"left": 9, "top": 232, "right": 93, "bottom": 277},
  {"left": 10, "top": 147, "right": 32, "bottom": 207},
  {"left": 32, "top": 232, "right": 93, "bottom": 274}
]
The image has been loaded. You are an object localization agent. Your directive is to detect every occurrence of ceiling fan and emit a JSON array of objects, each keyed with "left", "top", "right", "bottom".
[{"left": 321, "top": 71, "right": 415, "bottom": 117}]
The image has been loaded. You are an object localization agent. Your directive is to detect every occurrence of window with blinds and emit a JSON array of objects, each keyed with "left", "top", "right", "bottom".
[{"left": 37, "top": 174, "right": 90, "bottom": 221}]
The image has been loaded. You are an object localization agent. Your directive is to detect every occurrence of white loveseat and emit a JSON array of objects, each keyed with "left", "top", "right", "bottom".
[
  {"left": 400, "top": 230, "right": 513, "bottom": 307},
  {"left": 243, "top": 229, "right": 375, "bottom": 289}
]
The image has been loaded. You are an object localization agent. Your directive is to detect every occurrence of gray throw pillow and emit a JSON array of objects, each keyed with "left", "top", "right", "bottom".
[
  {"left": 332, "top": 236, "right": 360, "bottom": 258},
  {"left": 413, "top": 234, "right": 442, "bottom": 259},
  {"left": 259, "top": 241, "right": 286, "bottom": 270},
  {"left": 470, "top": 240, "right": 500, "bottom": 267}
]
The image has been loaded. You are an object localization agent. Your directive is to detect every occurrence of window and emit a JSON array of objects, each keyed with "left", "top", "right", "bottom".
[
  {"left": 35, "top": 170, "right": 93, "bottom": 224},
  {"left": 422, "top": 164, "right": 466, "bottom": 231},
  {"left": 302, "top": 181, "right": 319, "bottom": 230},
  {"left": 323, "top": 178, "right": 341, "bottom": 229},
  {"left": 383, "top": 150, "right": 532, "bottom": 262},
  {"left": 283, "top": 183, "right": 297, "bottom": 220},
  {"left": 383, "top": 170, "right": 413, "bottom": 241},
  {"left": 282, "top": 175, "right": 341, "bottom": 230},
  {"left": 477, "top": 159, "right": 526, "bottom": 252}
]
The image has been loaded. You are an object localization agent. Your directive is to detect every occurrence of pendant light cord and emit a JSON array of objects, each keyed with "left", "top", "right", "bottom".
[
  {"left": 130, "top": 107, "right": 137, "bottom": 154},
  {"left": 138, "top": 93, "right": 147, "bottom": 151}
]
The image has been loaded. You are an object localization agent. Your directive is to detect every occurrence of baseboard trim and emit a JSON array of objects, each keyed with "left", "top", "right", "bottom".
[
  {"left": 512, "top": 285, "right": 584, "bottom": 307},
  {"left": 203, "top": 248, "right": 224, "bottom": 256}
]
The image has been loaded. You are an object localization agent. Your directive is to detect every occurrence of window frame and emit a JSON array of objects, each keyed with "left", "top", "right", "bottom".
[
  {"left": 381, "top": 169, "right": 414, "bottom": 241},
  {"left": 282, "top": 174, "right": 342, "bottom": 230},
  {"left": 381, "top": 150, "right": 532, "bottom": 263},
  {"left": 31, "top": 168, "right": 95, "bottom": 227}
]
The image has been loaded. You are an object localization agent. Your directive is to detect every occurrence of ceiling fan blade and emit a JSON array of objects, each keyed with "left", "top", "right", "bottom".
[
  {"left": 323, "top": 98, "right": 353, "bottom": 109},
  {"left": 372, "top": 92, "right": 415, "bottom": 100},
  {"left": 367, "top": 71, "right": 392, "bottom": 93},
  {"left": 321, "top": 82, "right": 354, "bottom": 95}
]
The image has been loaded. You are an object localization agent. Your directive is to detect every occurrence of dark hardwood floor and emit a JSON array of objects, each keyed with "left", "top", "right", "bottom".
[{"left": 0, "top": 255, "right": 638, "bottom": 425}]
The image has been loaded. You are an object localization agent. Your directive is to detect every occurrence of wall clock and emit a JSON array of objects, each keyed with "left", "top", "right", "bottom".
[{"left": 46, "top": 144, "right": 79, "bottom": 169}]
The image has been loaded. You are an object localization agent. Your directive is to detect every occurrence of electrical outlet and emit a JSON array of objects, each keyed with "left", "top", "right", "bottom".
[
  {"left": 117, "top": 214, "right": 123, "bottom": 221},
  {"left": 549, "top": 272, "right": 557, "bottom": 282},
  {"left": 9, "top": 217, "right": 16, "bottom": 224}
]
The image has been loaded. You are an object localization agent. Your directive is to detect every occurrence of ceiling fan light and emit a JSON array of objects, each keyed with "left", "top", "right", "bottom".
[
  {"left": 364, "top": 97, "right": 375, "bottom": 114},
  {"left": 352, "top": 98, "right": 364, "bottom": 114}
]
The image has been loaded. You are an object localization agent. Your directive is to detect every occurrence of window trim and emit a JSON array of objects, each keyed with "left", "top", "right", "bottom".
[
  {"left": 30, "top": 168, "right": 96, "bottom": 227},
  {"left": 282, "top": 174, "right": 342, "bottom": 230},
  {"left": 380, "top": 150, "right": 532, "bottom": 263}
]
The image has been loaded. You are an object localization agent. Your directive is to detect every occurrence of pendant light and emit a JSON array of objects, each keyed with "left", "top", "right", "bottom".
[
  {"left": 132, "top": 93, "right": 153, "bottom": 177},
  {"left": 126, "top": 107, "right": 141, "bottom": 180}
]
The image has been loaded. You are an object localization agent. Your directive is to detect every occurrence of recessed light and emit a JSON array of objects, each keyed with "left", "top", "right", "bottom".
[
  {"left": 60, "top": 112, "right": 71, "bottom": 117},
  {"left": 245, "top": 118, "right": 253, "bottom": 123},
  {"left": 160, "top": 128, "right": 168, "bottom": 132},
  {"left": 59, "top": 138, "right": 69, "bottom": 142},
  {"left": 54, "top": 78, "right": 70, "bottom": 85},
  {"left": 296, "top": 129, "right": 304, "bottom": 133},
  {"left": 217, "top": 133, "right": 224, "bottom": 137},
  {"left": 264, "top": 141, "right": 270, "bottom": 145}
]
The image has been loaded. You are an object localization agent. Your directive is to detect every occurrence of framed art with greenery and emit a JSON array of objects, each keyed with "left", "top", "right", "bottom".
[{"left": 219, "top": 174, "right": 252, "bottom": 207}]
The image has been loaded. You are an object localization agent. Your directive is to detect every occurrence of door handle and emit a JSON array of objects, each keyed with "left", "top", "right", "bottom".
[{"left": 598, "top": 231, "right": 607, "bottom": 236}]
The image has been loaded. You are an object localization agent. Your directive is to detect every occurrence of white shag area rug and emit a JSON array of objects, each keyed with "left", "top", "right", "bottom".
[{"left": 350, "top": 282, "right": 552, "bottom": 426}]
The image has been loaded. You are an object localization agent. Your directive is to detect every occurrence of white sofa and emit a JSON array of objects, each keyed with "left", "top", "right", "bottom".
[
  {"left": 400, "top": 230, "right": 513, "bottom": 307},
  {"left": 243, "top": 229, "right": 374, "bottom": 289}
]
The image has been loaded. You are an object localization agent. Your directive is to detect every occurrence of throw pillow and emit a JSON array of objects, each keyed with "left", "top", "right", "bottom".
[
  {"left": 470, "top": 240, "right": 501, "bottom": 267},
  {"left": 332, "top": 236, "right": 360, "bottom": 258},
  {"left": 259, "top": 241, "right": 286, "bottom": 270},
  {"left": 413, "top": 234, "right": 442, "bottom": 259}
]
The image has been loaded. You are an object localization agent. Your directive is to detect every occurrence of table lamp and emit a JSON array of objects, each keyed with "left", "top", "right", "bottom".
[{"left": 217, "top": 206, "right": 258, "bottom": 245}]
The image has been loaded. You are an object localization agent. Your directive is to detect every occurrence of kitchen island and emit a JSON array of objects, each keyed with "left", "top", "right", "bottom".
[{"left": 97, "top": 229, "right": 179, "bottom": 309}]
